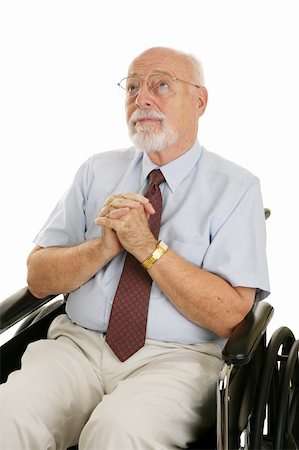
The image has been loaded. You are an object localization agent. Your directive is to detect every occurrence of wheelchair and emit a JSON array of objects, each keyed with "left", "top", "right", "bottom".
[{"left": 1, "top": 286, "right": 298, "bottom": 449}]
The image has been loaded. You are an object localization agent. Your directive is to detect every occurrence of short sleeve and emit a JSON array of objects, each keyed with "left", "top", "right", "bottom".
[
  {"left": 203, "top": 177, "right": 270, "bottom": 301},
  {"left": 34, "top": 159, "right": 90, "bottom": 248}
]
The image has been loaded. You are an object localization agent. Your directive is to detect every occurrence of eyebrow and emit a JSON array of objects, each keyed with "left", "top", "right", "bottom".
[{"left": 127, "top": 70, "right": 173, "bottom": 78}]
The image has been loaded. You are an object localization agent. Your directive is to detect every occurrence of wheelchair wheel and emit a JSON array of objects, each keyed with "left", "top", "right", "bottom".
[
  {"left": 250, "top": 327, "right": 295, "bottom": 449},
  {"left": 274, "top": 339, "right": 299, "bottom": 449}
]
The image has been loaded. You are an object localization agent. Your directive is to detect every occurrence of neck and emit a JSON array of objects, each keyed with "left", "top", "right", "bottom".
[{"left": 146, "top": 135, "right": 197, "bottom": 166}]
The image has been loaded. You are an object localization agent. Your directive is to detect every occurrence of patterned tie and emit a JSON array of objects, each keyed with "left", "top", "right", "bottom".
[{"left": 105, "top": 169, "right": 165, "bottom": 361}]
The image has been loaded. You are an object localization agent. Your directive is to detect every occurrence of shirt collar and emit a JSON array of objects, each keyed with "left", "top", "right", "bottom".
[{"left": 140, "top": 139, "right": 202, "bottom": 193}]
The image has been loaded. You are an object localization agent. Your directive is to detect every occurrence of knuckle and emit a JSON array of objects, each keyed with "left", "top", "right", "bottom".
[
  {"left": 100, "top": 206, "right": 109, "bottom": 216},
  {"left": 104, "top": 195, "right": 115, "bottom": 204}
]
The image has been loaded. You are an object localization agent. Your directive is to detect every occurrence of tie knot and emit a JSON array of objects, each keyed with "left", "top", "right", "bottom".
[{"left": 148, "top": 169, "right": 165, "bottom": 187}]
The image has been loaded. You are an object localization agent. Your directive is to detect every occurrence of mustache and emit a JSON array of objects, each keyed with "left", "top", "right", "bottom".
[{"left": 129, "top": 109, "right": 166, "bottom": 127}]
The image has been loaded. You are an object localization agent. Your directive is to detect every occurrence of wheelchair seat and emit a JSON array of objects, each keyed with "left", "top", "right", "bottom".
[{"left": 1, "top": 287, "right": 298, "bottom": 449}]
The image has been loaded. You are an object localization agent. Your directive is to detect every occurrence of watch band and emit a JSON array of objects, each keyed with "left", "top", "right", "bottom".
[{"left": 141, "top": 240, "right": 168, "bottom": 270}]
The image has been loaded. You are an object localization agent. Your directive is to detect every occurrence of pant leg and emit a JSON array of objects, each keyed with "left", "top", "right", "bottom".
[
  {"left": 0, "top": 315, "right": 105, "bottom": 450},
  {"left": 79, "top": 339, "right": 223, "bottom": 450}
]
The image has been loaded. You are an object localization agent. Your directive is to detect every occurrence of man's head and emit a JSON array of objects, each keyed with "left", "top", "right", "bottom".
[{"left": 121, "top": 47, "right": 208, "bottom": 158}]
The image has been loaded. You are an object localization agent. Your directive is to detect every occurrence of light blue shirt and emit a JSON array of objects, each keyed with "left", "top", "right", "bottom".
[{"left": 34, "top": 140, "right": 270, "bottom": 348}]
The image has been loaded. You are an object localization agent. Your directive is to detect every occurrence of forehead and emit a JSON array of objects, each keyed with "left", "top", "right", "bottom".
[{"left": 128, "top": 50, "right": 192, "bottom": 78}]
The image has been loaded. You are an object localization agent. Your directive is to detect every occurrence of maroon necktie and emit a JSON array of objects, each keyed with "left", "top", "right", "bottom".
[{"left": 105, "top": 169, "right": 165, "bottom": 361}]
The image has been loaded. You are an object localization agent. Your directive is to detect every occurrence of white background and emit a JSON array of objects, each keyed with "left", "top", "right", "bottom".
[{"left": 0, "top": 0, "right": 298, "bottom": 338}]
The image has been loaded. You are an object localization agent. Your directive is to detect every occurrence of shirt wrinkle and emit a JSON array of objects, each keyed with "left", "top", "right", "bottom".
[{"left": 34, "top": 140, "right": 270, "bottom": 348}]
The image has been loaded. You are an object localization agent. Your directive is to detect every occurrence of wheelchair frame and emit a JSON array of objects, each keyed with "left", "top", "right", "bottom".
[{"left": 1, "top": 287, "right": 298, "bottom": 449}]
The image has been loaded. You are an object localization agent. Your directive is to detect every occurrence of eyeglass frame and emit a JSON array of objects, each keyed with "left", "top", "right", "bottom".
[{"left": 117, "top": 71, "right": 201, "bottom": 98}]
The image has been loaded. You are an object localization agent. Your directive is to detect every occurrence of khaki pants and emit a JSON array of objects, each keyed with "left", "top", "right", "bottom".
[{"left": 0, "top": 314, "right": 223, "bottom": 450}]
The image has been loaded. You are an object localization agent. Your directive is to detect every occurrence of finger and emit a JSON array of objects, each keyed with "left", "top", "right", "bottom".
[
  {"left": 96, "top": 207, "right": 130, "bottom": 221},
  {"left": 98, "top": 205, "right": 111, "bottom": 217},
  {"left": 98, "top": 205, "right": 126, "bottom": 218},
  {"left": 120, "top": 192, "right": 151, "bottom": 205},
  {"left": 109, "top": 197, "right": 141, "bottom": 210},
  {"left": 107, "top": 207, "right": 130, "bottom": 219},
  {"left": 95, "top": 216, "right": 117, "bottom": 229},
  {"left": 103, "top": 194, "right": 123, "bottom": 207},
  {"left": 118, "top": 193, "right": 155, "bottom": 214},
  {"left": 104, "top": 194, "right": 132, "bottom": 206},
  {"left": 103, "top": 193, "right": 155, "bottom": 213},
  {"left": 143, "top": 202, "right": 155, "bottom": 215}
]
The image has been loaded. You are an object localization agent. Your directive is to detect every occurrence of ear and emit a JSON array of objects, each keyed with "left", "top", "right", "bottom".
[{"left": 197, "top": 86, "right": 208, "bottom": 118}]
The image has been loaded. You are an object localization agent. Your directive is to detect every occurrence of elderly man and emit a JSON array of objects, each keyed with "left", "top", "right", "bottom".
[{"left": 0, "top": 47, "right": 270, "bottom": 449}]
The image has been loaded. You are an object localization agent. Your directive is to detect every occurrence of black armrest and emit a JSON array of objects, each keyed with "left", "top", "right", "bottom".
[
  {"left": 222, "top": 301, "right": 274, "bottom": 365},
  {"left": 0, "top": 287, "right": 58, "bottom": 333}
]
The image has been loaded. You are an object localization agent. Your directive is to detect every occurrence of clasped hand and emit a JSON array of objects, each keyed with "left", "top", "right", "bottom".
[{"left": 95, "top": 193, "right": 157, "bottom": 260}]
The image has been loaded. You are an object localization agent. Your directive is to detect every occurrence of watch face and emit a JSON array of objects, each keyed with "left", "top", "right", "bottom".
[
  {"left": 152, "top": 248, "right": 161, "bottom": 259},
  {"left": 142, "top": 241, "right": 168, "bottom": 270}
]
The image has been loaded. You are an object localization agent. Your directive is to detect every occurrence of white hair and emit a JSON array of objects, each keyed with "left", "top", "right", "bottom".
[
  {"left": 168, "top": 49, "right": 205, "bottom": 86},
  {"left": 184, "top": 53, "right": 205, "bottom": 86},
  {"left": 128, "top": 109, "right": 179, "bottom": 153}
]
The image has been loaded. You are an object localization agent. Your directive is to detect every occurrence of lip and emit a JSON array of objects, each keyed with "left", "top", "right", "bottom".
[{"left": 136, "top": 118, "right": 161, "bottom": 125}]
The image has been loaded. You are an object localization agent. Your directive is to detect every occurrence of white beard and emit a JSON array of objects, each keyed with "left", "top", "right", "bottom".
[{"left": 128, "top": 109, "right": 179, "bottom": 153}]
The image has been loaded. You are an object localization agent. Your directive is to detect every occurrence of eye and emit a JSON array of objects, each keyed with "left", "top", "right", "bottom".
[
  {"left": 149, "top": 74, "right": 173, "bottom": 96},
  {"left": 127, "top": 83, "right": 139, "bottom": 96},
  {"left": 156, "top": 80, "right": 170, "bottom": 93},
  {"left": 126, "top": 79, "right": 141, "bottom": 96}
]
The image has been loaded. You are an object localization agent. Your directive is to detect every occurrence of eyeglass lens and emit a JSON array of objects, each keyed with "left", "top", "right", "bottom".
[{"left": 122, "top": 73, "right": 175, "bottom": 97}]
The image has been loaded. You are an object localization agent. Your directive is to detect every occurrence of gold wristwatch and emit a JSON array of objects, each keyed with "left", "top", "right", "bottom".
[{"left": 141, "top": 240, "right": 168, "bottom": 270}]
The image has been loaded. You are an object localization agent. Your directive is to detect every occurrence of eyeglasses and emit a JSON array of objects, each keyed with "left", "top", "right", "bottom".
[{"left": 118, "top": 71, "right": 201, "bottom": 98}]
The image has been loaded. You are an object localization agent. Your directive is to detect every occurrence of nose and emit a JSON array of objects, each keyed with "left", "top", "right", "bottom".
[{"left": 135, "top": 81, "right": 154, "bottom": 109}]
